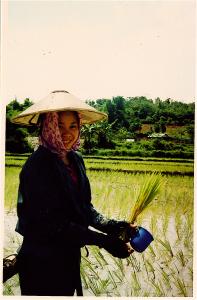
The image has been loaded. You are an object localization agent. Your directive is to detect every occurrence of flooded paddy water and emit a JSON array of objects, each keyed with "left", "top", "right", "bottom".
[{"left": 3, "top": 155, "right": 194, "bottom": 296}]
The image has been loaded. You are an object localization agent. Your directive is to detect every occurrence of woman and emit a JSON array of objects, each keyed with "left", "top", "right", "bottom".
[{"left": 13, "top": 90, "right": 135, "bottom": 296}]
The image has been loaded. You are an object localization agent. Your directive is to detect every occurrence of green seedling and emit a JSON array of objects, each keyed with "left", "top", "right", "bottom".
[
  {"left": 156, "top": 238, "right": 174, "bottom": 258},
  {"left": 151, "top": 279, "right": 165, "bottom": 296},
  {"left": 131, "top": 271, "right": 141, "bottom": 292},
  {"left": 128, "top": 173, "right": 163, "bottom": 223},
  {"left": 172, "top": 275, "right": 188, "bottom": 297},
  {"left": 176, "top": 250, "right": 188, "bottom": 267}
]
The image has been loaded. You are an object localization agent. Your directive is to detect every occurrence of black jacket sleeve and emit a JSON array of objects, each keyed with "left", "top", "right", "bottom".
[
  {"left": 87, "top": 204, "right": 128, "bottom": 237},
  {"left": 76, "top": 152, "right": 129, "bottom": 236}
]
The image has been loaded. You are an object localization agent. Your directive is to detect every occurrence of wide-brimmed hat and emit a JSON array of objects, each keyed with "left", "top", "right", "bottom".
[{"left": 11, "top": 90, "right": 108, "bottom": 126}]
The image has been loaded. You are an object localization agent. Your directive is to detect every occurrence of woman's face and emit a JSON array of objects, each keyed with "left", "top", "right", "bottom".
[{"left": 58, "top": 111, "right": 79, "bottom": 150}]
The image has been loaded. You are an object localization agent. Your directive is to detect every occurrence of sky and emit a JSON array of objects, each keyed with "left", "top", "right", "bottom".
[{"left": 1, "top": 0, "right": 196, "bottom": 104}]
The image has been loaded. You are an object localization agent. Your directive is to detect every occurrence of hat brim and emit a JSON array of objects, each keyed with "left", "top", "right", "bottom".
[{"left": 11, "top": 91, "right": 108, "bottom": 126}]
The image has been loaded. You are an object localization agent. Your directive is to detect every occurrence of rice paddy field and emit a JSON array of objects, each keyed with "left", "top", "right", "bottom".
[{"left": 3, "top": 154, "right": 194, "bottom": 296}]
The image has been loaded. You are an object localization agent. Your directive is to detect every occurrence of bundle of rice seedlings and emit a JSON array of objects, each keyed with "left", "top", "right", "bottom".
[
  {"left": 120, "top": 172, "right": 163, "bottom": 242},
  {"left": 129, "top": 172, "right": 163, "bottom": 223}
]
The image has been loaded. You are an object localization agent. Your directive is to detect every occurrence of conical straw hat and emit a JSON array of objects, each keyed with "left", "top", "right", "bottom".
[{"left": 12, "top": 90, "right": 108, "bottom": 126}]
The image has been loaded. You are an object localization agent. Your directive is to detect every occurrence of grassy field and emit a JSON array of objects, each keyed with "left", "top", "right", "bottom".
[
  {"left": 5, "top": 154, "right": 194, "bottom": 175},
  {"left": 84, "top": 158, "right": 193, "bottom": 175},
  {"left": 4, "top": 154, "right": 194, "bottom": 296}
]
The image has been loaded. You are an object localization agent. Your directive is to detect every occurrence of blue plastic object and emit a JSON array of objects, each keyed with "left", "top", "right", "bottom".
[{"left": 129, "top": 226, "right": 154, "bottom": 252}]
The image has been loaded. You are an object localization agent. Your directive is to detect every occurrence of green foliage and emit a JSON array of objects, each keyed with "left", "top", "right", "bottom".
[
  {"left": 6, "top": 96, "right": 195, "bottom": 156},
  {"left": 159, "top": 116, "right": 167, "bottom": 133},
  {"left": 84, "top": 96, "right": 194, "bottom": 159},
  {"left": 6, "top": 98, "right": 33, "bottom": 116},
  {"left": 154, "top": 123, "right": 160, "bottom": 133},
  {"left": 80, "top": 137, "right": 194, "bottom": 159},
  {"left": 87, "top": 97, "right": 194, "bottom": 131},
  {"left": 81, "top": 121, "right": 116, "bottom": 153},
  {"left": 6, "top": 98, "right": 35, "bottom": 153},
  {"left": 129, "top": 120, "right": 142, "bottom": 132},
  {"left": 84, "top": 148, "right": 194, "bottom": 159},
  {"left": 81, "top": 124, "right": 98, "bottom": 153},
  {"left": 186, "top": 124, "right": 195, "bottom": 142}
]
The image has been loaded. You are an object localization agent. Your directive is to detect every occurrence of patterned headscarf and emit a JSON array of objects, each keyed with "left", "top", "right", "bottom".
[{"left": 39, "top": 112, "right": 81, "bottom": 159}]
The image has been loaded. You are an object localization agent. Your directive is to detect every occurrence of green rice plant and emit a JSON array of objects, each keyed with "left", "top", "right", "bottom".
[
  {"left": 150, "top": 279, "right": 165, "bottom": 296},
  {"left": 127, "top": 172, "right": 163, "bottom": 223},
  {"left": 84, "top": 157, "right": 194, "bottom": 175},
  {"left": 4, "top": 167, "right": 20, "bottom": 211},
  {"left": 176, "top": 250, "right": 188, "bottom": 267},
  {"left": 80, "top": 265, "right": 89, "bottom": 289},
  {"left": 129, "top": 253, "right": 141, "bottom": 272},
  {"left": 161, "top": 215, "right": 169, "bottom": 239},
  {"left": 147, "top": 244, "right": 156, "bottom": 260},
  {"left": 4, "top": 157, "right": 194, "bottom": 297},
  {"left": 81, "top": 255, "right": 100, "bottom": 279},
  {"left": 112, "top": 268, "right": 124, "bottom": 283},
  {"left": 81, "top": 254, "right": 112, "bottom": 296},
  {"left": 3, "top": 274, "right": 20, "bottom": 296},
  {"left": 188, "top": 266, "right": 193, "bottom": 281},
  {"left": 95, "top": 248, "right": 109, "bottom": 266},
  {"left": 143, "top": 291, "right": 150, "bottom": 296},
  {"left": 83, "top": 268, "right": 113, "bottom": 296},
  {"left": 87, "top": 276, "right": 111, "bottom": 296},
  {"left": 91, "top": 247, "right": 107, "bottom": 268},
  {"left": 131, "top": 271, "right": 141, "bottom": 292},
  {"left": 108, "top": 256, "right": 126, "bottom": 284},
  {"left": 113, "top": 258, "right": 125, "bottom": 277},
  {"left": 183, "top": 236, "right": 193, "bottom": 251},
  {"left": 149, "top": 216, "right": 158, "bottom": 237},
  {"left": 88, "top": 277, "right": 101, "bottom": 296},
  {"left": 108, "top": 270, "right": 118, "bottom": 289},
  {"left": 125, "top": 286, "right": 133, "bottom": 297},
  {"left": 175, "top": 213, "right": 183, "bottom": 241},
  {"left": 184, "top": 213, "right": 193, "bottom": 237},
  {"left": 156, "top": 238, "right": 174, "bottom": 258},
  {"left": 141, "top": 253, "right": 149, "bottom": 278},
  {"left": 99, "top": 278, "right": 111, "bottom": 293},
  {"left": 172, "top": 275, "right": 188, "bottom": 296},
  {"left": 157, "top": 268, "right": 172, "bottom": 291},
  {"left": 183, "top": 215, "right": 193, "bottom": 252},
  {"left": 170, "top": 263, "right": 180, "bottom": 276},
  {"left": 145, "top": 258, "right": 156, "bottom": 281},
  {"left": 3, "top": 283, "right": 15, "bottom": 295}
]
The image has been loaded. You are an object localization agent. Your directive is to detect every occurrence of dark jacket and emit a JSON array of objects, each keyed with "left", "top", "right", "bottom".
[{"left": 16, "top": 146, "right": 126, "bottom": 295}]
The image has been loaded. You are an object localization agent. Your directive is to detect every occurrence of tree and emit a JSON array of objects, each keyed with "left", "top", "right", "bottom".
[
  {"left": 94, "top": 121, "right": 116, "bottom": 148},
  {"left": 81, "top": 121, "right": 115, "bottom": 152},
  {"left": 154, "top": 123, "right": 160, "bottom": 133},
  {"left": 22, "top": 98, "right": 33, "bottom": 110},
  {"left": 80, "top": 124, "right": 98, "bottom": 153},
  {"left": 129, "top": 120, "right": 142, "bottom": 133},
  {"left": 159, "top": 116, "right": 166, "bottom": 133},
  {"left": 85, "top": 96, "right": 195, "bottom": 146},
  {"left": 111, "top": 96, "right": 127, "bottom": 129},
  {"left": 186, "top": 124, "right": 195, "bottom": 142},
  {"left": 6, "top": 98, "right": 34, "bottom": 153},
  {"left": 106, "top": 101, "right": 116, "bottom": 124}
]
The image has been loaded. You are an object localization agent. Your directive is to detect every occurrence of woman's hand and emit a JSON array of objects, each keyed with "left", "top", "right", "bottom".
[
  {"left": 101, "top": 236, "right": 134, "bottom": 258},
  {"left": 128, "top": 222, "right": 138, "bottom": 236},
  {"left": 121, "top": 222, "right": 138, "bottom": 242},
  {"left": 126, "top": 242, "right": 134, "bottom": 254}
]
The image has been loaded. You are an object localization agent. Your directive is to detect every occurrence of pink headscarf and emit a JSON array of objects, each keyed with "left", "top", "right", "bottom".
[{"left": 39, "top": 112, "right": 81, "bottom": 159}]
